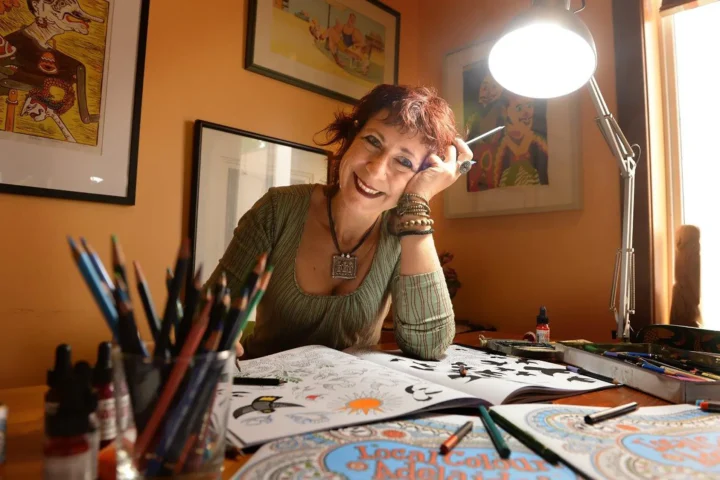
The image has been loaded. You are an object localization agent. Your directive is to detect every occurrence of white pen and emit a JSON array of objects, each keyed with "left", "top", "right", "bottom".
[{"left": 465, "top": 125, "right": 505, "bottom": 146}]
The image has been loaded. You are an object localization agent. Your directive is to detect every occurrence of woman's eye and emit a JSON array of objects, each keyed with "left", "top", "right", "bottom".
[
  {"left": 396, "top": 157, "right": 413, "bottom": 169},
  {"left": 363, "top": 135, "right": 381, "bottom": 148}
]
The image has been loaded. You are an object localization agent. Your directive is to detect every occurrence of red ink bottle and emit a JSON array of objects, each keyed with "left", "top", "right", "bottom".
[
  {"left": 45, "top": 344, "right": 73, "bottom": 435},
  {"left": 43, "top": 374, "right": 94, "bottom": 480},
  {"left": 74, "top": 361, "right": 99, "bottom": 480},
  {"left": 92, "top": 342, "right": 116, "bottom": 449},
  {"left": 536, "top": 306, "right": 550, "bottom": 343}
]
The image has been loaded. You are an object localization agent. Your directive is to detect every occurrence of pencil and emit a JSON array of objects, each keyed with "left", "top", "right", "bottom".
[
  {"left": 114, "top": 275, "right": 148, "bottom": 357},
  {"left": 478, "top": 405, "right": 510, "bottom": 458},
  {"left": 489, "top": 409, "right": 560, "bottom": 465},
  {"left": 133, "top": 261, "right": 161, "bottom": 342},
  {"left": 80, "top": 237, "right": 115, "bottom": 291},
  {"left": 201, "top": 272, "right": 228, "bottom": 347},
  {"left": 154, "top": 239, "right": 190, "bottom": 358},
  {"left": 220, "top": 294, "right": 246, "bottom": 351},
  {"left": 134, "top": 298, "right": 212, "bottom": 460},
  {"left": 111, "top": 235, "right": 128, "bottom": 285},
  {"left": 67, "top": 236, "right": 119, "bottom": 338},
  {"left": 584, "top": 402, "right": 638, "bottom": 424},
  {"left": 177, "top": 266, "right": 202, "bottom": 349},
  {"left": 227, "top": 267, "right": 273, "bottom": 348},
  {"left": 166, "top": 267, "right": 184, "bottom": 332},
  {"left": 440, "top": 421, "right": 473, "bottom": 454}
]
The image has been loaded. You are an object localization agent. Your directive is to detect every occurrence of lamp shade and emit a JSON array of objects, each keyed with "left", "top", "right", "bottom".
[{"left": 488, "top": 5, "right": 597, "bottom": 99}]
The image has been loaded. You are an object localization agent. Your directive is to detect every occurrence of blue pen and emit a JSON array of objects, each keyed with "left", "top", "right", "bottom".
[
  {"left": 68, "top": 237, "right": 119, "bottom": 338},
  {"left": 638, "top": 362, "right": 665, "bottom": 374}
]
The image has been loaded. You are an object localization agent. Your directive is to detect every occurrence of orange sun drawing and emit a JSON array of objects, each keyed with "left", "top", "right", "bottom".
[{"left": 334, "top": 392, "right": 401, "bottom": 415}]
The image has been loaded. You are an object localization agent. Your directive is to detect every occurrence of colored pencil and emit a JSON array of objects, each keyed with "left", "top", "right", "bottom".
[
  {"left": 226, "top": 267, "right": 273, "bottom": 350},
  {"left": 489, "top": 409, "right": 560, "bottom": 465},
  {"left": 67, "top": 236, "right": 119, "bottom": 338},
  {"left": 176, "top": 266, "right": 202, "bottom": 349},
  {"left": 220, "top": 293, "right": 247, "bottom": 351},
  {"left": 133, "top": 261, "right": 161, "bottom": 342},
  {"left": 134, "top": 299, "right": 212, "bottom": 459},
  {"left": 111, "top": 235, "right": 128, "bottom": 286},
  {"left": 114, "top": 275, "right": 149, "bottom": 357},
  {"left": 154, "top": 239, "right": 190, "bottom": 358},
  {"left": 440, "top": 421, "right": 473, "bottom": 454},
  {"left": 166, "top": 267, "right": 184, "bottom": 332},
  {"left": 201, "top": 272, "right": 228, "bottom": 348},
  {"left": 478, "top": 405, "right": 510, "bottom": 458},
  {"left": 80, "top": 237, "right": 115, "bottom": 291}
]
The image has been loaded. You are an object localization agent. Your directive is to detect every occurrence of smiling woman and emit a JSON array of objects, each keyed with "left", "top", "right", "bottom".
[{"left": 204, "top": 84, "right": 474, "bottom": 361}]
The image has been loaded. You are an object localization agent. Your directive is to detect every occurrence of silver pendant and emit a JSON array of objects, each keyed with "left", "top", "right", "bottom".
[{"left": 331, "top": 254, "right": 357, "bottom": 280}]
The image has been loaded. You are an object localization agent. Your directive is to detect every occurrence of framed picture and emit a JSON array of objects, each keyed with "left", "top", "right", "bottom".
[
  {"left": 442, "top": 38, "right": 583, "bottom": 218},
  {"left": 0, "top": 0, "right": 149, "bottom": 205},
  {"left": 245, "top": 0, "right": 400, "bottom": 104},
  {"left": 188, "top": 120, "right": 330, "bottom": 294}
]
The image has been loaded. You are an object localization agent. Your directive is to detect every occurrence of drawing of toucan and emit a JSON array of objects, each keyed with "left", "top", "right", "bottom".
[{"left": 232, "top": 395, "right": 303, "bottom": 419}]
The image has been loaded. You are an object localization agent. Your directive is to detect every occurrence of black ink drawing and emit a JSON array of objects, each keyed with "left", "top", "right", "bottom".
[
  {"left": 497, "top": 367, "right": 514, "bottom": 372},
  {"left": 233, "top": 396, "right": 303, "bottom": 418},
  {"left": 567, "top": 376, "right": 595, "bottom": 383},
  {"left": 515, "top": 372, "right": 535, "bottom": 377},
  {"left": 515, "top": 358, "right": 538, "bottom": 365},
  {"left": 405, "top": 384, "right": 443, "bottom": 401},
  {"left": 523, "top": 366, "right": 571, "bottom": 377},
  {"left": 410, "top": 361, "right": 437, "bottom": 371},
  {"left": 480, "top": 359, "right": 508, "bottom": 367}
]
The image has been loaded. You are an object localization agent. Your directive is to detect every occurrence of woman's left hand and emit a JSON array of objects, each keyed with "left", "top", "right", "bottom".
[{"left": 404, "top": 137, "right": 473, "bottom": 202}]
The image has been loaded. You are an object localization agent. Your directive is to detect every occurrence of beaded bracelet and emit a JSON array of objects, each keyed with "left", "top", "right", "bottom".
[{"left": 397, "top": 228, "right": 435, "bottom": 237}]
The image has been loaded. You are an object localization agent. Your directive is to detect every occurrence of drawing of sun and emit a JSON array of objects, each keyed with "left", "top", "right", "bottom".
[{"left": 333, "top": 392, "right": 401, "bottom": 415}]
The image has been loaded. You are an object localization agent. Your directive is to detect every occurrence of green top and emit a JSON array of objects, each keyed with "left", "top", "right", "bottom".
[{"left": 205, "top": 184, "right": 455, "bottom": 360}]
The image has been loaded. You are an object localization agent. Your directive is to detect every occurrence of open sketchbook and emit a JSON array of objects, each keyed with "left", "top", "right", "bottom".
[
  {"left": 228, "top": 344, "right": 615, "bottom": 447},
  {"left": 231, "top": 413, "right": 582, "bottom": 479},
  {"left": 490, "top": 403, "right": 719, "bottom": 480}
]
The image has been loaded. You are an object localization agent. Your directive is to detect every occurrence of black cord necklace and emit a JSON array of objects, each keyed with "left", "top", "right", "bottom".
[{"left": 327, "top": 193, "right": 378, "bottom": 280}]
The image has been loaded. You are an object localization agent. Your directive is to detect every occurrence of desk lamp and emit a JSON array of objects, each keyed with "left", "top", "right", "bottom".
[{"left": 488, "top": 0, "right": 639, "bottom": 340}]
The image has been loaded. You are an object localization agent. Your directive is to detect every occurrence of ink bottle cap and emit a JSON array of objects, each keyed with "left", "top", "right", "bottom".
[
  {"left": 47, "top": 344, "right": 72, "bottom": 388},
  {"left": 92, "top": 342, "right": 112, "bottom": 386},
  {"left": 536, "top": 306, "right": 549, "bottom": 325}
]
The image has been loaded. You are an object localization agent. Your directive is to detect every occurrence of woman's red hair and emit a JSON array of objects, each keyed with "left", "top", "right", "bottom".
[{"left": 317, "top": 84, "right": 459, "bottom": 184}]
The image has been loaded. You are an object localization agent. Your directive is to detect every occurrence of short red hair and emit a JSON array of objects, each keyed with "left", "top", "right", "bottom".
[{"left": 317, "top": 84, "right": 459, "bottom": 184}]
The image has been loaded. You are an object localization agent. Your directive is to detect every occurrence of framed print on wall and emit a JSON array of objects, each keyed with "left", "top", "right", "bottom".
[
  {"left": 245, "top": 0, "right": 400, "bottom": 104},
  {"left": 442, "top": 38, "right": 583, "bottom": 218},
  {"left": 188, "top": 120, "right": 330, "bottom": 295},
  {"left": 0, "top": 0, "right": 149, "bottom": 205}
]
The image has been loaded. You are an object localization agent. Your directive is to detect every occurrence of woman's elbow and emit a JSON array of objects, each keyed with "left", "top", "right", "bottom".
[{"left": 395, "top": 316, "right": 455, "bottom": 361}]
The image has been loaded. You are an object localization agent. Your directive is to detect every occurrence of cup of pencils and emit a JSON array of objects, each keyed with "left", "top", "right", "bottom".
[{"left": 67, "top": 235, "right": 272, "bottom": 479}]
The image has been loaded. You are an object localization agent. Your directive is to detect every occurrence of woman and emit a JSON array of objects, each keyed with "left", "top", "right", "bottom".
[{"left": 206, "top": 84, "right": 473, "bottom": 361}]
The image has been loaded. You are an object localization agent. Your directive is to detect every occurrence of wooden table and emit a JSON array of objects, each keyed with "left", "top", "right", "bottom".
[{"left": 0, "top": 331, "right": 669, "bottom": 479}]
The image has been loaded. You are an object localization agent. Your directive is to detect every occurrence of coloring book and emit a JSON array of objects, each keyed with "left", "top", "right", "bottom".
[
  {"left": 231, "top": 413, "right": 583, "bottom": 479},
  {"left": 228, "top": 344, "right": 615, "bottom": 447},
  {"left": 490, "top": 403, "right": 719, "bottom": 480}
]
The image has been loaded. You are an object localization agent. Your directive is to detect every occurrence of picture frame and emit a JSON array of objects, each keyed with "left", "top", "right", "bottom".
[
  {"left": 245, "top": 0, "right": 400, "bottom": 104},
  {"left": 442, "top": 38, "right": 583, "bottom": 218},
  {"left": 0, "top": 0, "right": 150, "bottom": 205},
  {"left": 188, "top": 120, "right": 330, "bottom": 293}
]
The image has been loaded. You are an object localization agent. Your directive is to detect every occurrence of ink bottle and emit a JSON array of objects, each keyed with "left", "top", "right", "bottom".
[
  {"left": 45, "top": 344, "right": 73, "bottom": 435},
  {"left": 43, "top": 382, "right": 93, "bottom": 480},
  {"left": 73, "top": 362, "right": 99, "bottom": 480},
  {"left": 536, "top": 306, "right": 550, "bottom": 343},
  {"left": 92, "top": 342, "right": 116, "bottom": 449}
]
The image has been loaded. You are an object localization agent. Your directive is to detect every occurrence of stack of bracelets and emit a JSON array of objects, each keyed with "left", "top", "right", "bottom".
[{"left": 394, "top": 193, "right": 434, "bottom": 237}]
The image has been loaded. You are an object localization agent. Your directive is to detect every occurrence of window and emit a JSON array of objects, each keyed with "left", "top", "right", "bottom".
[{"left": 662, "top": 1, "right": 720, "bottom": 328}]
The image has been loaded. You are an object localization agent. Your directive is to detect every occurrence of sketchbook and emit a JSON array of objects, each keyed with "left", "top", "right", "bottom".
[
  {"left": 228, "top": 344, "right": 615, "bottom": 447},
  {"left": 490, "top": 403, "right": 719, "bottom": 480},
  {"left": 231, "top": 413, "right": 582, "bottom": 479}
]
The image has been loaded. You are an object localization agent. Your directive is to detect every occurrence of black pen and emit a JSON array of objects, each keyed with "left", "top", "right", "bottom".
[
  {"left": 584, "top": 402, "right": 638, "bottom": 425},
  {"left": 233, "top": 377, "right": 283, "bottom": 386}
]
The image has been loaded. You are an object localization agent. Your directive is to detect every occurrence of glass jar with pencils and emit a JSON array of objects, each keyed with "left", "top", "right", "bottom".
[{"left": 112, "top": 348, "right": 235, "bottom": 479}]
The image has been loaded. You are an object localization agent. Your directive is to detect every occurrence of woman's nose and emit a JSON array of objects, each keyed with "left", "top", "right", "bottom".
[{"left": 365, "top": 153, "right": 389, "bottom": 178}]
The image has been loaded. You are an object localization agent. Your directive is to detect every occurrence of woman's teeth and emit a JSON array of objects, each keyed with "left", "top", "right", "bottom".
[{"left": 357, "top": 176, "right": 380, "bottom": 195}]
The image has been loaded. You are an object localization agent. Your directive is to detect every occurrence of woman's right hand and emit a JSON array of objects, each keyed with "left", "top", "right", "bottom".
[{"left": 235, "top": 333, "right": 244, "bottom": 357}]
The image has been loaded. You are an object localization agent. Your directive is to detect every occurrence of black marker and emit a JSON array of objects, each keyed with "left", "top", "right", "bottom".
[
  {"left": 584, "top": 402, "right": 638, "bottom": 425},
  {"left": 233, "top": 377, "right": 283, "bottom": 386}
]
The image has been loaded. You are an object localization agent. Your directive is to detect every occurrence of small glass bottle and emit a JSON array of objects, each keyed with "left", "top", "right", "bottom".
[
  {"left": 92, "top": 342, "right": 116, "bottom": 449},
  {"left": 45, "top": 344, "right": 72, "bottom": 435},
  {"left": 43, "top": 402, "right": 93, "bottom": 480},
  {"left": 536, "top": 306, "right": 550, "bottom": 343}
]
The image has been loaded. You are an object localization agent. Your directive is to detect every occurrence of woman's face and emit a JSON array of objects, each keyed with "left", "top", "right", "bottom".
[{"left": 337, "top": 111, "right": 431, "bottom": 215}]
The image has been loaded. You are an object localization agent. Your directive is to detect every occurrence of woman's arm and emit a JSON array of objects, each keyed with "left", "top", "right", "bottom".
[{"left": 391, "top": 234, "right": 455, "bottom": 360}]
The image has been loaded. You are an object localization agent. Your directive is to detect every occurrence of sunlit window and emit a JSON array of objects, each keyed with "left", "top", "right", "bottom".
[{"left": 671, "top": 2, "right": 720, "bottom": 328}]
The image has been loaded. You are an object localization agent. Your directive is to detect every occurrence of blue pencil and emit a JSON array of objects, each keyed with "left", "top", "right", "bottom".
[
  {"left": 68, "top": 236, "right": 119, "bottom": 338},
  {"left": 80, "top": 237, "right": 115, "bottom": 291}
]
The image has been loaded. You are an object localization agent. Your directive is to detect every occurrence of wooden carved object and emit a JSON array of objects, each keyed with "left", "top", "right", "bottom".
[{"left": 670, "top": 225, "right": 702, "bottom": 327}]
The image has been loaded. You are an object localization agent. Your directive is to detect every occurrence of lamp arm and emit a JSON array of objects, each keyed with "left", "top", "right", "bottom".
[{"left": 586, "top": 76, "right": 638, "bottom": 341}]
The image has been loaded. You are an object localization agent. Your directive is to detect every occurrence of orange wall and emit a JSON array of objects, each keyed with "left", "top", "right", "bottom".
[
  {"left": 0, "top": 0, "right": 621, "bottom": 388},
  {"left": 0, "top": 0, "right": 420, "bottom": 388},
  {"left": 419, "top": 0, "right": 621, "bottom": 341}
]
